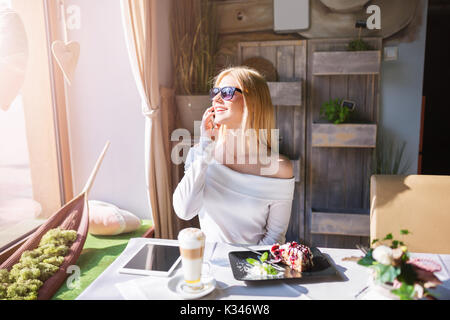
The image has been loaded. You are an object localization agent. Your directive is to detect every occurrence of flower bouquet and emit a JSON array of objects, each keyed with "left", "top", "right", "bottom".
[{"left": 358, "top": 230, "right": 442, "bottom": 300}]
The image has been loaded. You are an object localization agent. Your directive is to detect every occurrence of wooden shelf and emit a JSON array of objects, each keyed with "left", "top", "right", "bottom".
[
  {"left": 311, "top": 209, "right": 370, "bottom": 237},
  {"left": 313, "top": 50, "right": 381, "bottom": 75},
  {"left": 311, "top": 123, "right": 377, "bottom": 148},
  {"left": 267, "top": 81, "right": 302, "bottom": 106}
]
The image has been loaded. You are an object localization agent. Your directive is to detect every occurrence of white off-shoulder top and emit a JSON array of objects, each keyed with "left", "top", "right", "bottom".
[{"left": 173, "top": 138, "right": 295, "bottom": 245}]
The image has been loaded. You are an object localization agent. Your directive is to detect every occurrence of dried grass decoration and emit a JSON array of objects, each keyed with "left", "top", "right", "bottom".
[
  {"left": 171, "top": 0, "right": 219, "bottom": 95},
  {"left": 0, "top": 142, "right": 110, "bottom": 300}
]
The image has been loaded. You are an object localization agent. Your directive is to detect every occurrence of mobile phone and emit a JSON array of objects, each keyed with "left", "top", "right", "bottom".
[{"left": 212, "top": 109, "right": 217, "bottom": 128}]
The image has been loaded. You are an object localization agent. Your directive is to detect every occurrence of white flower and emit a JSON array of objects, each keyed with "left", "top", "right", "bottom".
[
  {"left": 414, "top": 284, "right": 424, "bottom": 299},
  {"left": 372, "top": 245, "right": 393, "bottom": 265}
]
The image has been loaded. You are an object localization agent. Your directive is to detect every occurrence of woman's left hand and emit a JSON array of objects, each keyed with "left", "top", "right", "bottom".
[{"left": 201, "top": 106, "right": 221, "bottom": 140}]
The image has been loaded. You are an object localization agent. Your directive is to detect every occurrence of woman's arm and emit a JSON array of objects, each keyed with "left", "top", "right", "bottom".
[
  {"left": 258, "top": 200, "right": 293, "bottom": 245},
  {"left": 172, "top": 138, "right": 214, "bottom": 220}
]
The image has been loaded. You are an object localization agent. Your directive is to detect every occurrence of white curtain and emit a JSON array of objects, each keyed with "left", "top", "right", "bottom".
[
  {"left": 0, "top": 7, "right": 28, "bottom": 111},
  {"left": 121, "top": 0, "right": 175, "bottom": 239}
]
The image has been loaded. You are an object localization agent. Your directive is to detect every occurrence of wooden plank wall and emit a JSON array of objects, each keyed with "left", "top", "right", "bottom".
[
  {"left": 234, "top": 38, "right": 381, "bottom": 248},
  {"left": 238, "top": 40, "right": 307, "bottom": 243},
  {"left": 306, "top": 38, "right": 382, "bottom": 248}
]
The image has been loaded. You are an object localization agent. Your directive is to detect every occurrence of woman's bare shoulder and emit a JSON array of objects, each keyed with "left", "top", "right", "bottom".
[{"left": 271, "top": 154, "right": 293, "bottom": 179}]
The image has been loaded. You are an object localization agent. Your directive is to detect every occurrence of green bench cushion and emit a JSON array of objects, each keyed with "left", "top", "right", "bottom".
[{"left": 52, "top": 220, "right": 153, "bottom": 300}]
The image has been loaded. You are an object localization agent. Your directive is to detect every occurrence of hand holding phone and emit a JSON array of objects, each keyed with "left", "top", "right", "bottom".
[{"left": 201, "top": 106, "right": 220, "bottom": 139}]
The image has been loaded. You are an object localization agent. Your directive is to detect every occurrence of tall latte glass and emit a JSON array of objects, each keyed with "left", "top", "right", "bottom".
[{"left": 178, "top": 228, "right": 206, "bottom": 291}]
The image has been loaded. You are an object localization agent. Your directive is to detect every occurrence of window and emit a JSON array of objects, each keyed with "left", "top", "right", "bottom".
[
  {"left": 0, "top": 94, "right": 42, "bottom": 247},
  {"left": 0, "top": 0, "right": 72, "bottom": 250}
]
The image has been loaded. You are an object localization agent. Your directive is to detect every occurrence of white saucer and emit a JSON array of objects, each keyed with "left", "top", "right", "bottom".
[{"left": 168, "top": 275, "right": 216, "bottom": 300}]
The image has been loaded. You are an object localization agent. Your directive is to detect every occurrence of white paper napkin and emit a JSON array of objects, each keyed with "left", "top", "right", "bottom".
[
  {"left": 116, "top": 271, "right": 183, "bottom": 300},
  {"left": 115, "top": 265, "right": 312, "bottom": 300}
]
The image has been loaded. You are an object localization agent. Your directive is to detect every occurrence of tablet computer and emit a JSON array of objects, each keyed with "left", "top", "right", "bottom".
[{"left": 118, "top": 242, "right": 181, "bottom": 277}]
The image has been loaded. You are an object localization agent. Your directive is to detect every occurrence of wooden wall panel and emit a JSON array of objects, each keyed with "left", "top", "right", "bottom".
[
  {"left": 235, "top": 38, "right": 379, "bottom": 249},
  {"left": 216, "top": 0, "right": 273, "bottom": 35},
  {"left": 238, "top": 40, "right": 306, "bottom": 243},
  {"left": 306, "top": 38, "right": 381, "bottom": 248},
  {"left": 311, "top": 211, "right": 370, "bottom": 237},
  {"left": 267, "top": 82, "right": 302, "bottom": 106}
]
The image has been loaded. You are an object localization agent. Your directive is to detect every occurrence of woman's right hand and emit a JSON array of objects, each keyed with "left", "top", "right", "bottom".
[{"left": 201, "top": 106, "right": 220, "bottom": 140}]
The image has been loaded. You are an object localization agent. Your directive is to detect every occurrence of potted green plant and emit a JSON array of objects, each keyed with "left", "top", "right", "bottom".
[
  {"left": 171, "top": 0, "right": 219, "bottom": 136},
  {"left": 371, "top": 132, "right": 412, "bottom": 175},
  {"left": 347, "top": 39, "right": 372, "bottom": 51},
  {"left": 348, "top": 22, "right": 372, "bottom": 51},
  {"left": 312, "top": 98, "right": 377, "bottom": 148},
  {"left": 320, "top": 98, "right": 354, "bottom": 124}
]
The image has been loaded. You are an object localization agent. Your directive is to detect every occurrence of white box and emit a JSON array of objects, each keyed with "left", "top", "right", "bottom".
[
  {"left": 274, "top": 0, "right": 310, "bottom": 33},
  {"left": 383, "top": 46, "right": 399, "bottom": 61}
]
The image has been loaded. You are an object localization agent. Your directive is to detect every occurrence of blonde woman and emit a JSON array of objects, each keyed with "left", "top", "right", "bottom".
[{"left": 173, "top": 66, "right": 295, "bottom": 245}]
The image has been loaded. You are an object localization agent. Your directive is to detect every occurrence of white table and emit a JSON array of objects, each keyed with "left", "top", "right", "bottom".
[{"left": 77, "top": 238, "right": 450, "bottom": 300}]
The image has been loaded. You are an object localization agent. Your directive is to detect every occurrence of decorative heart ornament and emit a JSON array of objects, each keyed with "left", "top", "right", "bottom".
[{"left": 51, "top": 40, "right": 80, "bottom": 85}]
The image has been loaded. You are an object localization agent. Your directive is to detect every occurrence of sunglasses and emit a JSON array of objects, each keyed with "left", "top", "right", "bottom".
[{"left": 209, "top": 86, "right": 243, "bottom": 101}]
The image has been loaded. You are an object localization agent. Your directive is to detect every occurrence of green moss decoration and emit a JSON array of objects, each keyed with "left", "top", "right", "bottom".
[{"left": 0, "top": 228, "right": 77, "bottom": 300}]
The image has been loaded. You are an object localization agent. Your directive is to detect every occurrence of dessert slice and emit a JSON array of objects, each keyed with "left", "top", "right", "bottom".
[{"left": 270, "top": 241, "right": 314, "bottom": 272}]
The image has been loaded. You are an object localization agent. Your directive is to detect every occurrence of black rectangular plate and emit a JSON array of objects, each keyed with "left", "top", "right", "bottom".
[{"left": 228, "top": 247, "right": 341, "bottom": 282}]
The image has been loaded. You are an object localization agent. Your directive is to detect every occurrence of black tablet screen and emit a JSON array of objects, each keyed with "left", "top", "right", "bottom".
[{"left": 123, "top": 244, "right": 180, "bottom": 272}]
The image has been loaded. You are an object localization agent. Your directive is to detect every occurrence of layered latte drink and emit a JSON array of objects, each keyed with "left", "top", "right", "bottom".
[{"left": 178, "top": 228, "right": 206, "bottom": 289}]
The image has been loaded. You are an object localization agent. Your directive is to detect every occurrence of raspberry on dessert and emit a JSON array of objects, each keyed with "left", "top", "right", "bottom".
[{"left": 270, "top": 241, "right": 314, "bottom": 272}]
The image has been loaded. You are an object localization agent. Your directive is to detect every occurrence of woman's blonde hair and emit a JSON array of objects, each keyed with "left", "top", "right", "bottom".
[{"left": 213, "top": 66, "right": 275, "bottom": 150}]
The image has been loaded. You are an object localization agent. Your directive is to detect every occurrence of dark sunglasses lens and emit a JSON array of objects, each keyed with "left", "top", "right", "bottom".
[
  {"left": 221, "top": 87, "right": 235, "bottom": 101},
  {"left": 210, "top": 88, "right": 220, "bottom": 100}
]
